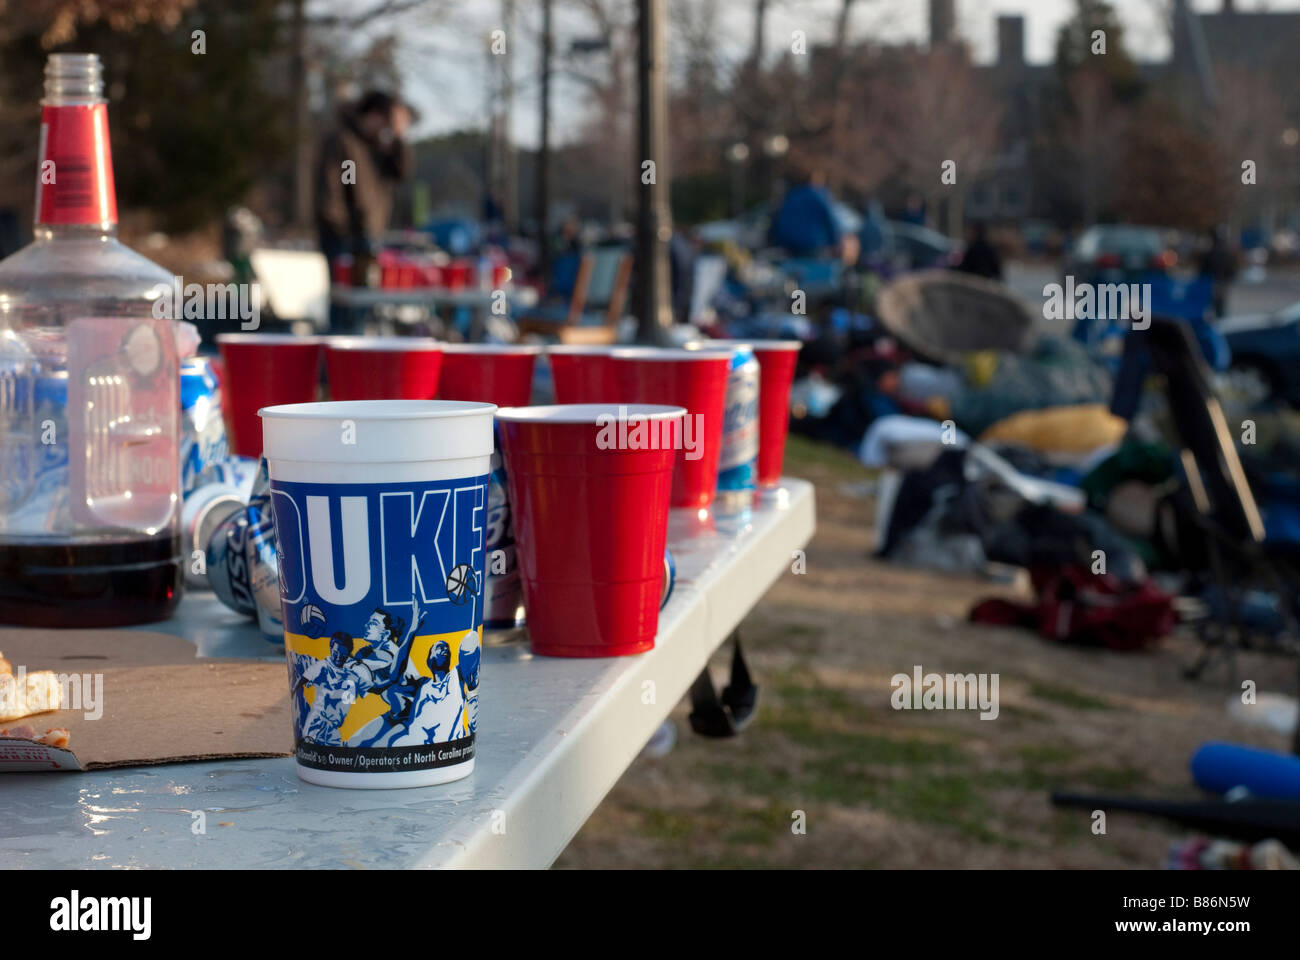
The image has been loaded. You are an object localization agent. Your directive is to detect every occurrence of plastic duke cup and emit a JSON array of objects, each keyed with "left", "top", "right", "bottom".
[
  {"left": 437, "top": 343, "right": 541, "bottom": 408},
  {"left": 611, "top": 347, "right": 730, "bottom": 509},
  {"left": 325, "top": 337, "right": 443, "bottom": 402},
  {"left": 547, "top": 345, "right": 620, "bottom": 404},
  {"left": 689, "top": 339, "right": 802, "bottom": 488},
  {"left": 496, "top": 404, "right": 685, "bottom": 657},
  {"left": 259, "top": 399, "right": 496, "bottom": 789},
  {"left": 218, "top": 334, "right": 324, "bottom": 458}
]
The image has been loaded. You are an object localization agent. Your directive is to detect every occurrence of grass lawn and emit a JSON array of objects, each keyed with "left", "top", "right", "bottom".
[{"left": 555, "top": 434, "right": 1295, "bottom": 868}]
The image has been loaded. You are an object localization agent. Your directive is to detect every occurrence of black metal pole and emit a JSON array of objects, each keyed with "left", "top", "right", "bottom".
[
  {"left": 537, "top": 0, "right": 552, "bottom": 287},
  {"left": 503, "top": 0, "right": 517, "bottom": 234},
  {"left": 291, "top": 0, "right": 308, "bottom": 227},
  {"left": 634, "top": 0, "right": 672, "bottom": 341}
]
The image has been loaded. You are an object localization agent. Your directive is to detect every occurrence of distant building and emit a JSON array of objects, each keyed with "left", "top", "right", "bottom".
[
  {"left": 965, "top": 13, "right": 1046, "bottom": 225},
  {"left": 966, "top": 0, "right": 1300, "bottom": 232}
]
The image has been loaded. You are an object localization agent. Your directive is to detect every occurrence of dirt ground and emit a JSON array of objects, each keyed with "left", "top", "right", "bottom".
[{"left": 555, "top": 435, "right": 1297, "bottom": 869}]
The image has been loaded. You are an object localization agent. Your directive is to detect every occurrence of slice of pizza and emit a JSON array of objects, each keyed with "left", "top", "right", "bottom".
[
  {"left": 0, "top": 667, "right": 64, "bottom": 723},
  {"left": 0, "top": 725, "right": 70, "bottom": 748},
  {"left": 0, "top": 652, "right": 11, "bottom": 676}
]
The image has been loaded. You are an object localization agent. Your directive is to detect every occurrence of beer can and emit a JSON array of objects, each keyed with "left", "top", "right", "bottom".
[
  {"left": 181, "top": 482, "right": 245, "bottom": 589},
  {"left": 180, "top": 355, "right": 228, "bottom": 495},
  {"left": 205, "top": 456, "right": 283, "bottom": 641},
  {"left": 210, "top": 455, "right": 260, "bottom": 500},
  {"left": 483, "top": 440, "right": 525, "bottom": 629},
  {"left": 661, "top": 548, "right": 675, "bottom": 610},
  {"left": 715, "top": 344, "right": 759, "bottom": 509},
  {"left": 8, "top": 369, "right": 70, "bottom": 534}
]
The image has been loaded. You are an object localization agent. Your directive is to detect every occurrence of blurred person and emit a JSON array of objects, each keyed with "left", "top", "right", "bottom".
[
  {"left": 543, "top": 215, "right": 585, "bottom": 301},
  {"left": 859, "top": 197, "right": 887, "bottom": 262},
  {"left": 314, "top": 89, "right": 413, "bottom": 287},
  {"left": 482, "top": 189, "right": 506, "bottom": 245},
  {"left": 954, "top": 221, "right": 1002, "bottom": 282},
  {"left": 551, "top": 214, "right": 583, "bottom": 260},
  {"left": 769, "top": 165, "right": 849, "bottom": 262},
  {"left": 1199, "top": 225, "right": 1238, "bottom": 319},
  {"left": 901, "top": 192, "right": 926, "bottom": 226},
  {"left": 670, "top": 230, "right": 697, "bottom": 325}
]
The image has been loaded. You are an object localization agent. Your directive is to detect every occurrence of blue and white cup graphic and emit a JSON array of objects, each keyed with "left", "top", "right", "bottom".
[{"left": 260, "top": 399, "right": 496, "bottom": 789}]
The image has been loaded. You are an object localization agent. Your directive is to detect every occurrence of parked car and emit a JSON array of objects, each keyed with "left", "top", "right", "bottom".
[
  {"left": 1062, "top": 224, "right": 1177, "bottom": 286},
  {"left": 872, "top": 221, "right": 958, "bottom": 273},
  {"left": 1219, "top": 301, "right": 1300, "bottom": 408}
]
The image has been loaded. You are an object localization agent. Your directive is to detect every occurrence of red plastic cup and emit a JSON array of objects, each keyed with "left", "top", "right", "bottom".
[
  {"left": 216, "top": 333, "right": 323, "bottom": 458},
  {"left": 547, "top": 345, "right": 620, "bottom": 404},
  {"left": 325, "top": 337, "right": 443, "bottom": 402},
  {"left": 496, "top": 404, "right": 685, "bottom": 657},
  {"left": 419, "top": 261, "right": 442, "bottom": 288},
  {"left": 438, "top": 344, "right": 541, "bottom": 408},
  {"left": 749, "top": 342, "right": 801, "bottom": 486},
  {"left": 611, "top": 347, "right": 730, "bottom": 508},
  {"left": 378, "top": 251, "right": 398, "bottom": 289},
  {"left": 687, "top": 339, "right": 802, "bottom": 487},
  {"left": 445, "top": 260, "right": 472, "bottom": 291}
]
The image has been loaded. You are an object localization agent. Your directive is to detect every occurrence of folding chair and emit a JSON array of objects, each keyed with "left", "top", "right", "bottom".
[
  {"left": 518, "top": 247, "right": 631, "bottom": 345},
  {"left": 1143, "top": 316, "right": 1300, "bottom": 745}
]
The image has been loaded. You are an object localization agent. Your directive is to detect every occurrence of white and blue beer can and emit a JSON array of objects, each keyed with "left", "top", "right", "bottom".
[{"left": 714, "top": 344, "right": 759, "bottom": 509}]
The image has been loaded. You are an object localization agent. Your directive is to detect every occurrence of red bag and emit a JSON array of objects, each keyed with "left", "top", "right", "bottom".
[{"left": 971, "top": 565, "right": 1175, "bottom": 651}]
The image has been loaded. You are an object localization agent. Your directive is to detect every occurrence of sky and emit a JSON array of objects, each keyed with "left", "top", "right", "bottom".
[{"left": 327, "top": 0, "right": 1300, "bottom": 148}]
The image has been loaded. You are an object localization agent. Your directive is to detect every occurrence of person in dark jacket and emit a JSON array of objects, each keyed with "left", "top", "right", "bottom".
[
  {"left": 955, "top": 220, "right": 1003, "bottom": 281},
  {"left": 1198, "top": 225, "right": 1237, "bottom": 319},
  {"left": 315, "top": 90, "right": 414, "bottom": 286},
  {"left": 769, "top": 167, "right": 842, "bottom": 257}
]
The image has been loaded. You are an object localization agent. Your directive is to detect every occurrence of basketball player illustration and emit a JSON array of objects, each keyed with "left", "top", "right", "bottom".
[
  {"left": 389, "top": 640, "right": 466, "bottom": 746},
  {"left": 293, "top": 632, "right": 360, "bottom": 746},
  {"left": 348, "top": 597, "right": 427, "bottom": 747},
  {"left": 457, "top": 631, "right": 481, "bottom": 735}
]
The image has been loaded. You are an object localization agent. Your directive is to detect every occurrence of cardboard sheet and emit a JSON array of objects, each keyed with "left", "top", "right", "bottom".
[{"left": 0, "top": 628, "right": 292, "bottom": 772}]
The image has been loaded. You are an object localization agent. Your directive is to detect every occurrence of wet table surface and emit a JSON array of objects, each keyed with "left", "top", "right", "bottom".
[{"left": 0, "top": 480, "right": 814, "bottom": 869}]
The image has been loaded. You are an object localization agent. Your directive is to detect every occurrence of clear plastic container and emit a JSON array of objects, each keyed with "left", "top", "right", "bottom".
[{"left": 0, "top": 53, "right": 181, "bottom": 626}]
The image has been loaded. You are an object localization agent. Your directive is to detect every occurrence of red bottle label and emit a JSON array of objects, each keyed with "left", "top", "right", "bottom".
[{"left": 35, "top": 103, "right": 117, "bottom": 226}]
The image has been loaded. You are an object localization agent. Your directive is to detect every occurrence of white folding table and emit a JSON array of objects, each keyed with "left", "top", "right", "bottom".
[{"left": 0, "top": 480, "right": 814, "bottom": 869}]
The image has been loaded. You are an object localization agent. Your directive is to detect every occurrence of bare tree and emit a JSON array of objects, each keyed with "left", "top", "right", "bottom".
[
  {"left": 668, "top": 0, "right": 729, "bottom": 178},
  {"left": 874, "top": 46, "right": 1003, "bottom": 235},
  {"left": 1212, "top": 64, "right": 1293, "bottom": 237},
  {"left": 1116, "top": 95, "right": 1227, "bottom": 231},
  {"left": 563, "top": 0, "right": 639, "bottom": 223},
  {"left": 8, "top": 0, "right": 195, "bottom": 48},
  {"left": 1059, "top": 65, "right": 1128, "bottom": 226}
]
